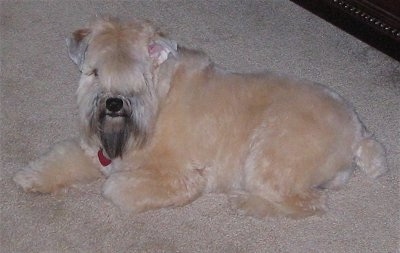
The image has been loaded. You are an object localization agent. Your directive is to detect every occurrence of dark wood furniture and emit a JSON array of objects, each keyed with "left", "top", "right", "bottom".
[{"left": 290, "top": 0, "right": 400, "bottom": 61}]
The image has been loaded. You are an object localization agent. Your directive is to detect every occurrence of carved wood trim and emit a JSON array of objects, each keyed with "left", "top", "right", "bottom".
[
  {"left": 330, "top": 0, "right": 400, "bottom": 41},
  {"left": 290, "top": 0, "right": 400, "bottom": 61}
]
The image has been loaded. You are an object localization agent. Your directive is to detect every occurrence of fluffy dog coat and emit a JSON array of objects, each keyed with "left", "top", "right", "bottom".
[{"left": 14, "top": 17, "right": 388, "bottom": 218}]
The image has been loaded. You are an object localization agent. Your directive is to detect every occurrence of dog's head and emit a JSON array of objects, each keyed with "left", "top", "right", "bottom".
[{"left": 66, "top": 17, "right": 178, "bottom": 159}]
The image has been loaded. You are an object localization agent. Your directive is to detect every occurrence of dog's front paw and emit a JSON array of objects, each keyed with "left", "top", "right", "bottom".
[
  {"left": 102, "top": 173, "right": 141, "bottom": 213},
  {"left": 102, "top": 173, "right": 144, "bottom": 213},
  {"left": 13, "top": 167, "right": 47, "bottom": 193},
  {"left": 103, "top": 171, "right": 181, "bottom": 213}
]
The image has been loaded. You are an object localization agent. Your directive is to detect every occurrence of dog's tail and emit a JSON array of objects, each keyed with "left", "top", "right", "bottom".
[{"left": 354, "top": 136, "right": 388, "bottom": 178}]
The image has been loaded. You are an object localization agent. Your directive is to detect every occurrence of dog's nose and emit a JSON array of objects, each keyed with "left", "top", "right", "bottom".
[{"left": 106, "top": 98, "right": 123, "bottom": 112}]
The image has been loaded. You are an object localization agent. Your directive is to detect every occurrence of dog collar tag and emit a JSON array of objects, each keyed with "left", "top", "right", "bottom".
[{"left": 98, "top": 149, "right": 112, "bottom": 166}]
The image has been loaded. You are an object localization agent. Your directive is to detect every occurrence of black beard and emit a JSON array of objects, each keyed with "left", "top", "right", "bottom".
[
  {"left": 88, "top": 94, "right": 152, "bottom": 159},
  {"left": 98, "top": 114, "right": 133, "bottom": 159}
]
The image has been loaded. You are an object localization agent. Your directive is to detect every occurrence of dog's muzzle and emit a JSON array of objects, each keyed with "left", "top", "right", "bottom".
[
  {"left": 89, "top": 93, "right": 148, "bottom": 159},
  {"left": 96, "top": 96, "right": 134, "bottom": 159}
]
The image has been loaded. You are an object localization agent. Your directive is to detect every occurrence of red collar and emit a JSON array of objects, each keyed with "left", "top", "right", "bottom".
[{"left": 98, "top": 149, "right": 112, "bottom": 166}]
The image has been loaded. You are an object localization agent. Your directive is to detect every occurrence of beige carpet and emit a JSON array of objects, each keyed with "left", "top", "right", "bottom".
[{"left": 1, "top": 1, "right": 399, "bottom": 252}]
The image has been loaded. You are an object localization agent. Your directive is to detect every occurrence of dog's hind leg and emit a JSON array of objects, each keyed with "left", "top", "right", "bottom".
[
  {"left": 229, "top": 193, "right": 281, "bottom": 218},
  {"left": 229, "top": 190, "right": 326, "bottom": 219},
  {"left": 14, "top": 139, "right": 101, "bottom": 193},
  {"left": 317, "top": 167, "right": 354, "bottom": 190}
]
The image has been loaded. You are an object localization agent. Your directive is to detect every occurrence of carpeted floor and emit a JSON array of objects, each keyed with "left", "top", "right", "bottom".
[{"left": 1, "top": 1, "right": 399, "bottom": 252}]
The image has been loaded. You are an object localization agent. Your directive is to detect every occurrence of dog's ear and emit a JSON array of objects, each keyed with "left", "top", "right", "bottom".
[
  {"left": 66, "top": 29, "right": 91, "bottom": 71},
  {"left": 148, "top": 37, "right": 178, "bottom": 66}
]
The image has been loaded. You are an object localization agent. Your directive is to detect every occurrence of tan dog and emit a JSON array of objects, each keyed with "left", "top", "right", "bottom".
[{"left": 14, "top": 17, "right": 388, "bottom": 218}]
